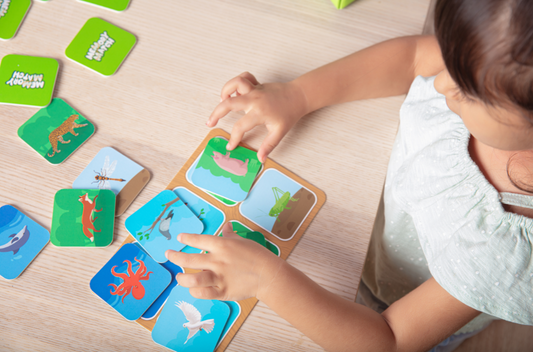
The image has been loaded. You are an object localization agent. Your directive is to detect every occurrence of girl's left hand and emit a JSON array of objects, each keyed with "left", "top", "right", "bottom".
[{"left": 165, "top": 222, "right": 283, "bottom": 302}]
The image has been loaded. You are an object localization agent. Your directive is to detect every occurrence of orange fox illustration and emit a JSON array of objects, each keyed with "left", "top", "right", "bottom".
[{"left": 78, "top": 193, "right": 102, "bottom": 242}]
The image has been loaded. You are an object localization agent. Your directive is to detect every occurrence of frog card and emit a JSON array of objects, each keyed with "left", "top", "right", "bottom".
[
  {"left": 0, "top": 0, "right": 31, "bottom": 40},
  {"left": 190, "top": 137, "right": 261, "bottom": 203},
  {"left": 173, "top": 187, "right": 225, "bottom": 254},
  {"left": 51, "top": 189, "right": 115, "bottom": 247},
  {"left": 125, "top": 190, "right": 204, "bottom": 263},
  {"left": 0, "top": 205, "right": 49, "bottom": 280},
  {"left": 152, "top": 285, "right": 230, "bottom": 352},
  {"left": 90, "top": 243, "right": 171, "bottom": 321},
  {"left": 78, "top": 0, "right": 131, "bottom": 12},
  {"left": 18, "top": 98, "right": 95, "bottom": 165},
  {"left": 0, "top": 54, "right": 58, "bottom": 107},
  {"left": 239, "top": 169, "right": 317, "bottom": 241},
  {"left": 73, "top": 147, "right": 151, "bottom": 216},
  {"left": 229, "top": 220, "right": 280, "bottom": 256},
  {"left": 65, "top": 17, "right": 136, "bottom": 76}
]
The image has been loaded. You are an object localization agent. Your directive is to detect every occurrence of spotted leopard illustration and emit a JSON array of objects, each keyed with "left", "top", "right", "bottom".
[{"left": 47, "top": 114, "right": 87, "bottom": 157}]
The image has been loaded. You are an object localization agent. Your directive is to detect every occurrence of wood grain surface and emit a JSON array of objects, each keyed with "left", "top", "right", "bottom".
[{"left": 0, "top": 0, "right": 429, "bottom": 351}]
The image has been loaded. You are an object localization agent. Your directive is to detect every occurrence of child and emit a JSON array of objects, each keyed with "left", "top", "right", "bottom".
[{"left": 166, "top": 0, "right": 533, "bottom": 350}]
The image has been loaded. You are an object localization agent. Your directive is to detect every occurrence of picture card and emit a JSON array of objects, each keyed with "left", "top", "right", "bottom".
[
  {"left": 217, "top": 300, "right": 241, "bottom": 349},
  {"left": 65, "top": 17, "right": 136, "bottom": 76},
  {"left": 190, "top": 137, "right": 261, "bottom": 202},
  {"left": 229, "top": 220, "right": 279, "bottom": 256},
  {"left": 0, "top": 0, "right": 31, "bottom": 40},
  {"left": 239, "top": 169, "right": 317, "bottom": 241},
  {"left": 0, "top": 54, "right": 58, "bottom": 107},
  {"left": 125, "top": 190, "right": 204, "bottom": 262},
  {"left": 152, "top": 285, "right": 230, "bottom": 352},
  {"left": 51, "top": 189, "right": 115, "bottom": 247},
  {"left": 173, "top": 187, "right": 225, "bottom": 254},
  {"left": 73, "top": 147, "right": 150, "bottom": 216},
  {"left": 0, "top": 205, "right": 49, "bottom": 280},
  {"left": 78, "top": 0, "right": 131, "bottom": 12},
  {"left": 90, "top": 243, "right": 171, "bottom": 321},
  {"left": 18, "top": 98, "right": 95, "bottom": 164}
]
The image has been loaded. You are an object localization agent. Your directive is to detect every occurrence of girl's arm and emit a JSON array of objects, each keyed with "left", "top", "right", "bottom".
[{"left": 166, "top": 224, "right": 480, "bottom": 352}]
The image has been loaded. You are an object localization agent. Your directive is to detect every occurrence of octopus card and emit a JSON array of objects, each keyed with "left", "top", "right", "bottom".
[
  {"left": 0, "top": 0, "right": 31, "bottom": 40},
  {"left": 190, "top": 137, "right": 261, "bottom": 203},
  {"left": 239, "top": 169, "right": 317, "bottom": 241},
  {"left": 152, "top": 285, "right": 230, "bottom": 352},
  {"left": 90, "top": 243, "right": 171, "bottom": 321},
  {"left": 51, "top": 189, "right": 115, "bottom": 247},
  {"left": 65, "top": 17, "right": 136, "bottom": 76},
  {"left": 229, "top": 220, "right": 280, "bottom": 256},
  {"left": 18, "top": 98, "right": 95, "bottom": 165},
  {"left": 0, "top": 54, "right": 58, "bottom": 107},
  {"left": 172, "top": 187, "right": 225, "bottom": 254},
  {"left": 78, "top": 0, "right": 131, "bottom": 12},
  {"left": 0, "top": 205, "right": 49, "bottom": 280},
  {"left": 73, "top": 147, "right": 151, "bottom": 216},
  {"left": 125, "top": 190, "right": 204, "bottom": 263}
]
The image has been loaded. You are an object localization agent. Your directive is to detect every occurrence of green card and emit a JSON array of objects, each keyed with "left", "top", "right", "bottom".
[
  {"left": 0, "top": 0, "right": 31, "bottom": 40},
  {"left": 65, "top": 17, "right": 136, "bottom": 76},
  {"left": 51, "top": 189, "right": 116, "bottom": 247},
  {"left": 18, "top": 98, "right": 95, "bottom": 164},
  {"left": 78, "top": 0, "right": 131, "bottom": 12},
  {"left": 0, "top": 54, "right": 58, "bottom": 107}
]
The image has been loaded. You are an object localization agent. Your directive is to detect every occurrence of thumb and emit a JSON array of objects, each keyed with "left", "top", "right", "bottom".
[{"left": 222, "top": 222, "right": 239, "bottom": 238}]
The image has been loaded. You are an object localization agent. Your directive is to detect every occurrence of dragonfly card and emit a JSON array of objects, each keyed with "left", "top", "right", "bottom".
[
  {"left": 0, "top": 205, "right": 49, "bottom": 280},
  {"left": 0, "top": 0, "right": 31, "bottom": 40},
  {"left": 90, "top": 243, "right": 171, "bottom": 321},
  {"left": 239, "top": 169, "right": 317, "bottom": 241},
  {"left": 190, "top": 137, "right": 261, "bottom": 203},
  {"left": 152, "top": 285, "right": 230, "bottom": 352},
  {"left": 65, "top": 17, "right": 136, "bottom": 76},
  {"left": 51, "top": 189, "right": 115, "bottom": 247},
  {"left": 78, "top": 0, "right": 131, "bottom": 12},
  {"left": 125, "top": 190, "right": 204, "bottom": 262},
  {"left": 229, "top": 221, "right": 279, "bottom": 256},
  {"left": 18, "top": 98, "right": 95, "bottom": 164},
  {"left": 73, "top": 147, "right": 150, "bottom": 216},
  {"left": 0, "top": 54, "right": 58, "bottom": 107}
]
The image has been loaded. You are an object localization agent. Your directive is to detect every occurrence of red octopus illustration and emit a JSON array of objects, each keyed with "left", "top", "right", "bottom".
[{"left": 109, "top": 257, "right": 153, "bottom": 303}]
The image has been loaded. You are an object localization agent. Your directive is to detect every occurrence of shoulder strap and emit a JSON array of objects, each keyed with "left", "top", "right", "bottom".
[{"left": 499, "top": 192, "right": 533, "bottom": 210}]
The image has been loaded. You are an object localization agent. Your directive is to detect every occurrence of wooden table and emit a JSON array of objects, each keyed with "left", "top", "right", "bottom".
[{"left": 0, "top": 0, "right": 429, "bottom": 351}]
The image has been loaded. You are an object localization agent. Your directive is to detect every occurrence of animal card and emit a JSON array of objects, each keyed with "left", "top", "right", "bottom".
[
  {"left": 173, "top": 187, "right": 225, "bottom": 254},
  {"left": 0, "top": 54, "right": 58, "bottom": 107},
  {"left": 90, "top": 243, "right": 171, "bottom": 321},
  {"left": 18, "top": 98, "right": 95, "bottom": 165},
  {"left": 152, "top": 285, "right": 230, "bottom": 352},
  {"left": 73, "top": 147, "right": 150, "bottom": 216},
  {"left": 51, "top": 189, "right": 115, "bottom": 247},
  {"left": 78, "top": 0, "right": 131, "bottom": 12},
  {"left": 65, "top": 17, "right": 136, "bottom": 76},
  {"left": 125, "top": 190, "right": 204, "bottom": 262},
  {"left": 0, "top": 205, "right": 49, "bottom": 280},
  {"left": 0, "top": 0, "right": 31, "bottom": 40},
  {"left": 239, "top": 169, "right": 317, "bottom": 241},
  {"left": 190, "top": 137, "right": 261, "bottom": 203},
  {"left": 217, "top": 300, "right": 241, "bottom": 349},
  {"left": 229, "top": 220, "right": 280, "bottom": 256}
]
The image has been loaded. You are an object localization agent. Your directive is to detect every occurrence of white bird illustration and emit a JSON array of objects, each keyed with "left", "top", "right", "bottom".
[{"left": 175, "top": 301, "right": 215, "bottom": 344}]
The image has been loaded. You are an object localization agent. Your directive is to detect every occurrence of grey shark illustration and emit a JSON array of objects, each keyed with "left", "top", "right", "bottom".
[
  {"left": 0, "top": 225, "right": 30, "bottom": 255},
  {"left": 159, "top": 210, "right": 174, "bottom": 240}
]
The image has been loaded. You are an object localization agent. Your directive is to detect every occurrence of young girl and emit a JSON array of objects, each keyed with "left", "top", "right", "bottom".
[{"left": 166, "top": 0, "right": 533, "bottom": 350}]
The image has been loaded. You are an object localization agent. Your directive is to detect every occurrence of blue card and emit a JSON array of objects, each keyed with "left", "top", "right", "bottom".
[
  {"left": 172, "top": 187, "right": 225, "bottom": 254},
  {"left": 90, "top": 243, "right": 171, "bottom": 321},
  {"left": 125, "top": 190, "right": 204, "bottom": 262},
  {"left": 152, "top": 285, "right": 230, "bottom": 351},
  {"left": 217, "top": 300, "right": 241, "bottom": 348},
  {"left": 0, "top": 205, "right": 49, "bottom": 280}
]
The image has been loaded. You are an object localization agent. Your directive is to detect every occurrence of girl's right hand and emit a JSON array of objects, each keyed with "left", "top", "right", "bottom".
[{"left": 207, "top": 72, "right": 309, "bottom": 163}]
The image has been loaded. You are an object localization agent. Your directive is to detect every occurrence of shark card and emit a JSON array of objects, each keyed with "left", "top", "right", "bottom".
[
  {"left": 78, "top": 0, "right": 131, "bottom": 12},
  {"left": 0, "top": 0, "right": 31, "bottom": 40}
]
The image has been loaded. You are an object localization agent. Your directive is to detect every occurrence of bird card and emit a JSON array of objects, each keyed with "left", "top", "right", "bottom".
[
  {"left": 18, "top": 98, "right": 95, "bottom": 165},
  {"left": 90, "top": 243, "right": 171, "bottom": 321},
  {"left": 0, "top": 54, "right": 58, "bottom": 107},
  {"left": 78, "top": 0, "right": 131, "bottom": 12},
  {"left": 228, "top": 220, "right": 280, "bottom": 256},
  {"left": 51, "top": 189, "right": 115, "bottom": 247},
  {"left": 172, "top": 187, "right": 225, "bottom": 254},
  {"left": 0, "top": 205, "right": 49, "bottom": 280},
  {"left": 0, "top": 0, "right": 31, "bottom": 40},
  {"left": 152, "top": 285, "right": 230, "bottom": 352},
  {"left": 125, "top": 190, "right": 204, "bottom": 263},
  {"left": 190, "top": 137, "right": 261, "bottom": 203},
  {"left": 239, "top": 169, "right": 317, "bottom": 241},
  {"left": 65, "top": 17, "right": 136, "bottom": 76},
  {"left": 73, "top": 147, "right": 150, "bottom": 216}
]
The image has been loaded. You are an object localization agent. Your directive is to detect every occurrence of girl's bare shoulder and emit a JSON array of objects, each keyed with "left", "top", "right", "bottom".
[{"left": 413, "top": 35, "right": 446, "bottom": 78}]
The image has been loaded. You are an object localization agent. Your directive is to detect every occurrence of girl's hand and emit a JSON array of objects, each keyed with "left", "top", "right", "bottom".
[
  {"left": 207, "top": 72, "right": 309, "bottom": 162},
  {"left": 165, "top": 222, "right": 283, "bottom": 301}
]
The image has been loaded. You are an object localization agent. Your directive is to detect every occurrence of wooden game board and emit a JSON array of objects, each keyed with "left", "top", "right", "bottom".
[{"left": 119, "top": 128, "right": 326, "bottom": 351}]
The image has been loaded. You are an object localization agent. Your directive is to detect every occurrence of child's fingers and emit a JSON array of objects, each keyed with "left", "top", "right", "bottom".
[
  {"left": 257, "top": 129, "right": 283, "bottom": 163},
  {"left": 207, "top": 96, "right": 247, "bottom": 127},
  {"left": 189, "top": 286, "right": 222, "bottom": 301},
  {"left": 176, "top": 271, "right": 218, "bottom": 288},
  {"left": 221, "top": 222, "right": 239, "bottom": 238},
  {"left": 177, "top": 233, "right": 222, "bottom": 252},
  {"left": 239, "top": 71, "right": 259, "bottom": 85},
  {"left": 227, "top": 114, "right": 259, "bottom": 150},
  {"left": 220, "top": 75, "right": 255, "bottom": 101},
  {"left": 165, "top": 251, "right": 213, "bottom": 270}
]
